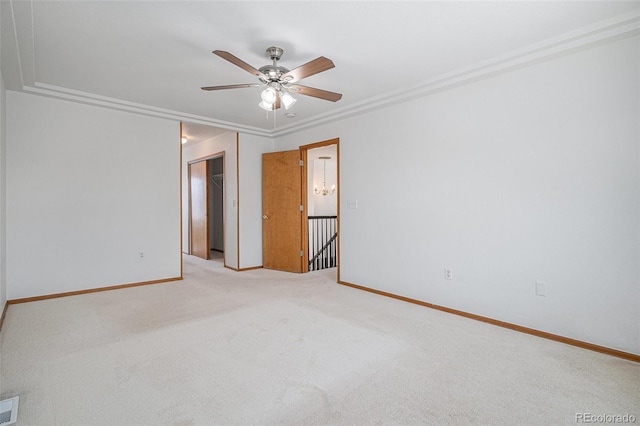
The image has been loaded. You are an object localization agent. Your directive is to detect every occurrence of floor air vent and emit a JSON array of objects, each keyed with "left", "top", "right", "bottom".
[{"left": 0, "top": 397, "right": 19, "bottom": 426}]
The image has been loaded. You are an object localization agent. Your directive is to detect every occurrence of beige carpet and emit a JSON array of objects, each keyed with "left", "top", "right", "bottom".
[{"left": 1, "top": 255, "right": 638, "bottom": 425}]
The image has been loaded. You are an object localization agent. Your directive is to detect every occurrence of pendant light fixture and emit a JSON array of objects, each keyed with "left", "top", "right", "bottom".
[{"left": 314, "top": 156, "right": 336, "bottom": 196}]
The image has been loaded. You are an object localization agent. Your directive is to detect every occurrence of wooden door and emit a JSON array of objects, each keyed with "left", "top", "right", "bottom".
[
  {"left": 189, "top": 160, "right": 209, "bottom": 259},
  {"left": 262, "top": 150, "right": 302, "bottom": 272}
]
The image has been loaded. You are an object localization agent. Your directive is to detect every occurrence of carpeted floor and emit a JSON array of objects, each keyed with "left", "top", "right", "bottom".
[{"left": 1, "top": 255, "right": 638, "bottom": 425}]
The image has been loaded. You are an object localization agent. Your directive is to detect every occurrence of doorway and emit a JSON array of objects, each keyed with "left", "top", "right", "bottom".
[
  {"left": 208, "top": 157, "right": 224, "bottom": 262},
  {"left": 300, "top": 139, "right": 339, "bottom": 275},
  {"left": 261, "top": 139, "right": 339, "bottom": 275},
  {"left": 188, "top": 154, "right": 225, "bottom": 264}
]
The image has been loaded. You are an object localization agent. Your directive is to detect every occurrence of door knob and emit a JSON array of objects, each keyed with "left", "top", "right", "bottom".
[{"left": 263, "top": 215, "right": 269, "bottom": 220}]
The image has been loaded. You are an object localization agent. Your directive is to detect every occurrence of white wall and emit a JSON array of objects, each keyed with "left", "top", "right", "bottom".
[
  {"left": 6, "top": 92, "right": 181, "bottom": 299},
  {"left": 182, "top": 132, "right": 238, "bottom": 268},
  {"left": 276, "top": 36, "right": 640, "bottom": 355},
  {"left": 238, "top": 133, "right": 274, "bottom": 269},
  {"left": 0, "top": 62, "right": 6, "bottom": 310}
]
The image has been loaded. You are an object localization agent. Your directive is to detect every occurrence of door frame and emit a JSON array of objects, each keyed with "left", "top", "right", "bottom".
[
  {"left": 187, "top": 151, "right": 225, "bottom": 263},
  {"left": 300, "top": 138, "right": 340, "bottom": 277}
]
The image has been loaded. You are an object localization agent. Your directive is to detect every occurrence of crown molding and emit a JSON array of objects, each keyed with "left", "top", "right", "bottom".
[
  {"left": 272, "top": 9, "right": 640, "bottom": 138},
  {"left": 10, "top": 4, "right": 639, "bottom": 139},
  {"left": 6, "top": 0, "right": 275, "bottom": 136},
  {"left": 24, "top": 83, "right": 272, "bottom": 137}
]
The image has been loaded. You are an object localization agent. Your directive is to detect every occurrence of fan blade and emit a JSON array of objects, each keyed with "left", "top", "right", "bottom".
[
  {"left": 288, "top": 84, "right": 342, "bottom": 102},
  {"left": 201, "top": 83, "right": 261, "bottom": 91},
  {"left": 213, "top": 50, "right": 268, "bottom": 80},
  {"left": 281, "top": 57, "right": 335, "bottom": 82}
]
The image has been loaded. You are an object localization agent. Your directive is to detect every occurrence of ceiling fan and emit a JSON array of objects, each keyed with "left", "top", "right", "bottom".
[{"left": 201, "top": 46, "right": 342, "bottom": 111}]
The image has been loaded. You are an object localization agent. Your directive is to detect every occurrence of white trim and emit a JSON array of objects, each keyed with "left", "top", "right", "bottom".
[
  {"left": 0, "top": 396, "right": 19, "bottom": 426},
  {"left": 273, "top": 10, "right": 640, "bottom": 137},
  {"left": 23, "top": 83, "right": 270, "bottom": 136},
  {"left": 9, "top": 5, "right": 640, "bottom": 137}
]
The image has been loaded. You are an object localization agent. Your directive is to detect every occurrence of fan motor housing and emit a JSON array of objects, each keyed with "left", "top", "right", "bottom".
[
  {"left": 259, "top": 46, "right": 289, "bottom": 82},
  {"left": 258, "top": 65, "right": 290, "bottom": 81}
]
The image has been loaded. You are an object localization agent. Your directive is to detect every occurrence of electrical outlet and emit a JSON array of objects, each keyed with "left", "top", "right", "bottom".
[
  {"left": 139, "top": 252, "right": 144, "bottom": 260},
  {"left": 444, "top": 268, "right": 453, "bottom": 280},
  {"left": 535, "top": 281, "right": 546, "bottom": 296}
]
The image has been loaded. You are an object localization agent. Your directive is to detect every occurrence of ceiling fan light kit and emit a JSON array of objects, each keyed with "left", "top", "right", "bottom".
[
  {"left": 202, "top": 46, "right": 342, "bottom": 115},
  {"left": 280, "top": 91, "right": 297, "bottom": 109},
  {"left": 261, "top": 86, "right": 277, "bottom": 104},
  {"left": 258, "top": 100, "right": 275, "bottom": 111}
]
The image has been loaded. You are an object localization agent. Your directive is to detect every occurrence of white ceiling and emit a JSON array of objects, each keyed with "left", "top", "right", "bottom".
[
  {"left": 181, "top": 122, "right": 231, "bottom": 147},
  {"left": 2, "top": 1, "right": 639, "bottom": 139}
]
